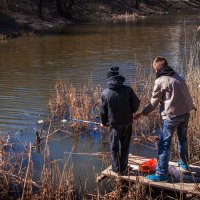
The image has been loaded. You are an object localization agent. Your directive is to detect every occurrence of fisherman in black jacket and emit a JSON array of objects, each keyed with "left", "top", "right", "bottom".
[{"left": 100, "top": 67, "right": 140, "bottom": 175}]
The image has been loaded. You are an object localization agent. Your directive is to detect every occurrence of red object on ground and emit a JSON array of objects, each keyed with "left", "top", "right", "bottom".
[{"left": 139, "top": 159, "right": 157, "bottom": 174}]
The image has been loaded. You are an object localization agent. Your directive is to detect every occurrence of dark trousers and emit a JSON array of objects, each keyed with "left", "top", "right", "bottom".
[{"left": 110, "top": 124, "right": 132, "bottom": 173}]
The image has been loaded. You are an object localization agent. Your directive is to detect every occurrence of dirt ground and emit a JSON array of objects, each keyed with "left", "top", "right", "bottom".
[{"left": 0, "top": 0, "right": 200, "bottom": 38}]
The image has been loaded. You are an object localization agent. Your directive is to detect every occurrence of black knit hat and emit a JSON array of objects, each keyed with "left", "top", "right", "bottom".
[{"left": 107, "top": 67, "right": 119, "bottom": 79}]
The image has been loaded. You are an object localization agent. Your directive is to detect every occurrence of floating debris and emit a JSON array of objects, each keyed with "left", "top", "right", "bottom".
[
  {"left": 37, "top": 119, "right": 44, "bottom": 124},
  {"left": 61, "top": 119, "right": 67, "bottom": 123}
]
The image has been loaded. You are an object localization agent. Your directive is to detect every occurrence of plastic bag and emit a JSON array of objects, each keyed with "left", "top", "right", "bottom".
[{"left": 139, "top": 159, "right": 157, "bottom": 174}]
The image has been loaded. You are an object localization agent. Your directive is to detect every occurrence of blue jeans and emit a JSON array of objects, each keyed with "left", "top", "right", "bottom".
[
  {"left": 110, "top": 124, "right": 132, "bottom": 173},
  {"left": 156, "top": 113, "right": 190, "bottom": 176}
]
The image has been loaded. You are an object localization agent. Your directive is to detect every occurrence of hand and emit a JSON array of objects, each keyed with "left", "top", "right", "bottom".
[
  {"left": 99, "top": 123, "right": 104, "bottom": 127},
  {"left": 134, "top": 112, "right": 143, "bottom": 120}
]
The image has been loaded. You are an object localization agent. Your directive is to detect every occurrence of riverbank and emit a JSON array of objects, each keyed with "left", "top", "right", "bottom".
[{"left": 0, "top": 0, "right": 200, "bottom": 39}]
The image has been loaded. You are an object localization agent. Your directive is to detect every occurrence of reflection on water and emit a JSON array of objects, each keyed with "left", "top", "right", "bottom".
[{"left": 0, "top": 13, "right": 199, "bottom": 191}]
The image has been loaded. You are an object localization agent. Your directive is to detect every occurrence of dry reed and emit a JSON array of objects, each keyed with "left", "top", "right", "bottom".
[
  {"left": 104, "top": 12, "right": 140, "bottom": 23},
  {"left": 0, "top": 34, "right": 7, "bottom": 44},
  {"left": 0, "top": 122, "right": 75, "bottom": 199}
]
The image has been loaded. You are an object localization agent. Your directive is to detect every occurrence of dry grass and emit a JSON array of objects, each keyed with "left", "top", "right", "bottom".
[
  {"left": 49, "top": 78, "right": 103, "bottom": 132},
  {"left": 104, "top": 12, "right": 141, "bottom": 23},
  {"left": 0, "top": 124, "right": 75, "bottom": 199},
  {"left": 0, "top": 34, "right": 7, "bottom": 44},
  {"left": 185, "top": 69, "right": 200, "bottom": 163},
  {"left": 169, "top": 33, "right": 200, "bottom": 164},
  {"left": 50, "top": 78, "right": 103, "bottom": 120}
]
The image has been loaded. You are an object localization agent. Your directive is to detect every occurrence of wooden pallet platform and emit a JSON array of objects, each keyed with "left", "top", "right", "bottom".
[{"left": 97, "top": 154, "right": 200, "bottom": 195}]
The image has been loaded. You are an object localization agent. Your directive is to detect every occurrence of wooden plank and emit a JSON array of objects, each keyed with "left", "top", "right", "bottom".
[
  {"left": 96, "top": 174, "right": 106, "bottom": 182},
  {"left": 97, "top": 154, "right": 200, "bottom": 195},
  {"left": 100, "top": 166, "right": 200, "bottom": 195}
]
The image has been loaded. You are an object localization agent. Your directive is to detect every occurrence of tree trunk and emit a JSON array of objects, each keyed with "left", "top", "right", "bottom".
[
  {"left": 135, "top": 0, "right": 141, "bottom": 9},
  {"left": 38, "top": 0, "right": 44, "bottom": 18},
  {"left": 56, "top": 0, "right": 76, "bottom": 18}
]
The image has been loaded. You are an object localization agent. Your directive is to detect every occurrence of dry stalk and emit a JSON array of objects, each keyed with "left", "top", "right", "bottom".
[{"left": 21, "top": 142, "right": 33, "bottom": 200}]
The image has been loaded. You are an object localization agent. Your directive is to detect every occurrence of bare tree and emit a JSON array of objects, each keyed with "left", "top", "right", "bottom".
[
  {"left": 38, "top": 0, "right": 44, "bottom": 18},
  {"left": 135, "top": 0, "right": 141, "bottom": 9},
  {"left": 56, "top": 0, "right": 76, "bottom": 18},
  {"left": 135, "top": 0, "right": 152, "bottom": 9},
  {"left": 38, "top": 0, "right": 76, "bottom": 19}
]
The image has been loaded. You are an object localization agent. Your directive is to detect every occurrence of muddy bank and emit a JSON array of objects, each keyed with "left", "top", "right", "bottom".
[{"left": 0, "top": 0, "right": 200, "bottom": 39}]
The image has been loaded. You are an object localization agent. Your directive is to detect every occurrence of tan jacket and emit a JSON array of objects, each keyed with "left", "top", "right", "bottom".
[{"left": 142, "top": 73, "right": 194, "bottom": 120}]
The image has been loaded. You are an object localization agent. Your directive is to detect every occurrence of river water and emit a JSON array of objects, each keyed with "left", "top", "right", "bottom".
[{"left": 0, "top": 13, "right": 199, "bottom": 191}]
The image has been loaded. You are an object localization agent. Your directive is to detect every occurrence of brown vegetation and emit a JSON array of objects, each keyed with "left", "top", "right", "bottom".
[{"left": 0, "top": 128, "right": 75, "bottom": 199}]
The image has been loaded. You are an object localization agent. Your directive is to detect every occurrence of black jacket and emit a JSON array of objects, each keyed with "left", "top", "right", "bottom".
[{"left": 100, "top": 75, "right": 140, "bottom": 127}]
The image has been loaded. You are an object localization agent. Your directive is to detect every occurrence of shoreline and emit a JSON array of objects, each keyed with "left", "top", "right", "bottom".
[{"left": 0, "top": 1, "right": 200, "bottom": 40}]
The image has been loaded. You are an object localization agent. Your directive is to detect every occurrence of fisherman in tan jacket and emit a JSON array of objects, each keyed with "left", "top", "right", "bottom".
[{"left": 134, "top": 56, "right": 195, "bottom": 182}]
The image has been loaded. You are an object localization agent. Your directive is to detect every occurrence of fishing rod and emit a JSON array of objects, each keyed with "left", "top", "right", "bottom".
[
  {"left": 61, "top": 118, "right": 102, "bottom": 126},
  {"left": 37, "top": 116, "right": 102, "bottom": 126}
]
